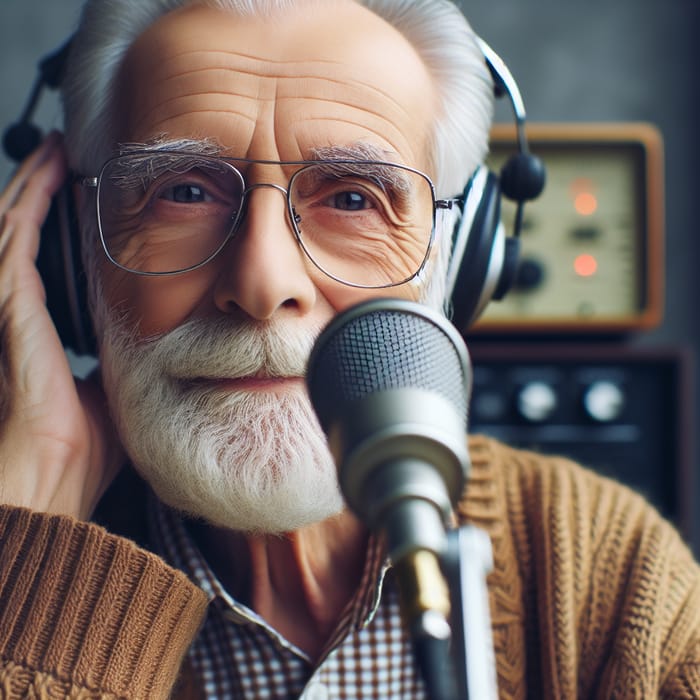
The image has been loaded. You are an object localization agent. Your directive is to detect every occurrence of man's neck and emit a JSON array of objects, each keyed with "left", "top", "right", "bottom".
[{"left": 191, "top": 510, "right": 368, "bottom": 660}]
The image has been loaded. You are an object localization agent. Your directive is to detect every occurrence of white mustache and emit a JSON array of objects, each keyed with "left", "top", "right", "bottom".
[{"left": 137, "top": 317, "right": 322, "bottom": 381}]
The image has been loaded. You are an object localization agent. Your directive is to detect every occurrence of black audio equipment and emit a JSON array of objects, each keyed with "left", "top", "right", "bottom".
[{"left": 468, "top": 343, "right": 694, "bottom": 541}]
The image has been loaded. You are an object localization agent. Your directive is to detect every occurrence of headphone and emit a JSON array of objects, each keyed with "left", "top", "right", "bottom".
[
  {"left": 445, "top": 38, "right": 546, "bottom": 329},
  {"left": 2, "top": 34, "right": 544, "bottom": 355},
  {"left": 2, "top": 38, "right": 92, "bottom": 355}
]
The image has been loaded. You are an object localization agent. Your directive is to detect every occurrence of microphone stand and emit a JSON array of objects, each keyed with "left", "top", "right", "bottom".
[
  {"left": 403, "top": 525, "right": 498, "bottom": 699},
  {"left": 442, "top": 525, "right": 499, "bottom": 699}
]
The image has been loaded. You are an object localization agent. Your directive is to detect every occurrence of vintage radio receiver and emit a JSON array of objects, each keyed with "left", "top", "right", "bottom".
[{"left": 474, "top": 123, "right": 664, "bottom": 334}]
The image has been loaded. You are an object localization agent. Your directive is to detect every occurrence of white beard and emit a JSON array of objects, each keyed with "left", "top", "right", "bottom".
[{"left": 99, "top": 313, "right": 344, "bottom": 534}]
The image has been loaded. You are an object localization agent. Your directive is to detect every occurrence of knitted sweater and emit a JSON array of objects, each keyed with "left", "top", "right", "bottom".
[{"left": 0, "top": 435, "right": 698, "bottom": 698}]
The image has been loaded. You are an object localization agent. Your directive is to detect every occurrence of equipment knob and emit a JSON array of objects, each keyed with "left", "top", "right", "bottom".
[
  {"left": 516, "top": 381, "right": 557, "bottom": 422},
  {"left": 582, "top": 380, "right": 625, "bottom": 422},
  {"left": 514, "top": 258, "right": 545, "bottom": 292}
]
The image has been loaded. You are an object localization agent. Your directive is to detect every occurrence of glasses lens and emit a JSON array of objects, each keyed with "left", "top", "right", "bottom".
[
  {"left": 97, "top": 153, "right": 244, "bottom": 274},
  {"left": 289, "top": 162, "right": 435, "bottom": 287}
]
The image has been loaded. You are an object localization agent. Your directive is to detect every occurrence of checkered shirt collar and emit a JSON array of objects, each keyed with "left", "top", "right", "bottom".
[{"left": 147, "top": 494, "right": 426, "bottom": 698}]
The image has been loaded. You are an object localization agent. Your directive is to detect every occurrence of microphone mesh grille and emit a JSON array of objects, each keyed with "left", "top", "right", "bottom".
[{"left": 307, "top": 303, "right": 469, "bottom": 431}]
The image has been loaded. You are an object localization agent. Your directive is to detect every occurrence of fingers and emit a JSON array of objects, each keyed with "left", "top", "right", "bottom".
[
  {"left": 0, "top": 132, "right": 68, "bottom": 263},
  {"left": 0, "top": 134, "right": 108, "bottom": 519}
]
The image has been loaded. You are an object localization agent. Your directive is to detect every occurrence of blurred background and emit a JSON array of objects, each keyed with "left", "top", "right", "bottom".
[
  {"left": 1, "top": 0, "right": 698, "bottom": 554},
  {"left": 462, "top": 0, "right": 700, "bottom": 558}
]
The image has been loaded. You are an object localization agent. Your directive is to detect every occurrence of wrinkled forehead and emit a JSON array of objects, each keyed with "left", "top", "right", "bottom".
[{"left": 113, "top": 0, "right": 438, "bottom": 168}]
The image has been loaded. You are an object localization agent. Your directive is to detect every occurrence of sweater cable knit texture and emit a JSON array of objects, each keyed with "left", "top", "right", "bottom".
[{"left": 0, "top": 436, "right": 698, "bottom": 698}]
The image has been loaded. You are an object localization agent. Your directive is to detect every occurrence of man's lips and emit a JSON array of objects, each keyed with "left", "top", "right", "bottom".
[{"left": 183, "top": 375, "right": 305, "bottom": 392}]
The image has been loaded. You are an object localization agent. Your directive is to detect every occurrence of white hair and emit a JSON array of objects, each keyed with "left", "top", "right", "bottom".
[{"left": 62, "top": 0, "right": 493, "bottom": 317}]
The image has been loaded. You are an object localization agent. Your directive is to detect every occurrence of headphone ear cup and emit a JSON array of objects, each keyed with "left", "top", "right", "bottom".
[
  {"left": 447, "top": 168, "right": 504, "bottom": 330},
  {"left": 2, "top": 121, "right": 43, "bottom": 163},
  {"left": 499, "top": 151, "right": 546, "bottom": 203},
  {"left": 36, "top": 186, "right": 95, "bottom": 355}
]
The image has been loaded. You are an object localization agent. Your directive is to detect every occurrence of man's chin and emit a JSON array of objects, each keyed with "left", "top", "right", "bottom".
[
  {"left": 149, "top": 478, "right": 345, "bottom": 535},
  {"left": 130, "top": 445, "right": 345, "bottom": 535}
]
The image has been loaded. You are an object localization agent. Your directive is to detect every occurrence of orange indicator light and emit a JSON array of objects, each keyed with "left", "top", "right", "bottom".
[
  {"left": 574, "top": 191, "right": 598, "bottom": 216},
  {"left": 574, "top": 253, "right": 598, "bottom": 277}
]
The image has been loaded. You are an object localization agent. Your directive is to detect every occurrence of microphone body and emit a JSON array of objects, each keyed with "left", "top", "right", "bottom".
[
  {"left": 306, "top": 299, "right": 471, "bottom": 554},
  {"left": 306, "top": 298, "right": 472, "bottom": 698},
  {"left": 327, "top": 385, "right": 467, "bottom": 562}
]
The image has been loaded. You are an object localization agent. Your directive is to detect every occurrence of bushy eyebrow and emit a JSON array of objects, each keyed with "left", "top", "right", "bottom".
[
  {"left": 109, "top": 138, "right": 227, "bottom": 189},
  {"left": 118, "top": 138, "right": 399, "bottom": 164},
  {"left": 109, "top": 139, "right": 414, "bottom": 199},
  {"left": 117, "top": 137, "right": 223, "bottom": 157},
  {"left": 310, "top": 142, "right": 396, "bottom": 163},
  {"left": 107, "top": 150, "right": 230, "bottom": 191},
  {"left": 303, "top": 160, "right": 414, "bottom": 199},
  {"left": 118, "top": 135, "right": 396, "bottom": 167},
  {"left": 308, "top": 143, "right": 414, "bottom": 198}
]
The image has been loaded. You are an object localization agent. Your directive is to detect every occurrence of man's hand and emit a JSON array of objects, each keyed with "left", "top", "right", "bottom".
[{"left": 0, "top": 133, "right": 122, "bottom": 520}]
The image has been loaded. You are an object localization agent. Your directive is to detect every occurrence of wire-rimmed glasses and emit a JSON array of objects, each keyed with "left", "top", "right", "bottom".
[{"left": 78, "top": 150, "right": 455, "bottom": 288}]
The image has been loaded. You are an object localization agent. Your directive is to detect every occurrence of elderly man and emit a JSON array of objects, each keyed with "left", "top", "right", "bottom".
[{"left": 0, "top": 0, "right": 699, "bottom": 698}]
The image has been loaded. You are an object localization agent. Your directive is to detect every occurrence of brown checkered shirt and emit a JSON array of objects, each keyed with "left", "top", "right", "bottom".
[{"left": 150, "top": 497, "right": 427, "bottom": 699}]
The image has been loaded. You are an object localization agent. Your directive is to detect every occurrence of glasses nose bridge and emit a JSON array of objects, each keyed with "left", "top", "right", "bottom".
[
  {"left": 239, "top": 181, "right": 291, "bottom": 223},
  {"left": 241, "top": 181, "right": 289, "bottom": 199},
  {"left": 235, "top": 179, "right": 300, "bottom": 244}
]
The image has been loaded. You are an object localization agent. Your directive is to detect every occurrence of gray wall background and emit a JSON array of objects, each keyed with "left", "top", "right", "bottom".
[{"left": 1, "top": 1, "right": 698, "bottom": 549}]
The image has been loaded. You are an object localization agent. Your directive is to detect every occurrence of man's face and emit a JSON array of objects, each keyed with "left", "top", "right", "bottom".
[
  {"left": 102, "top": 0, "right": 438, "bottom": 337},
  {"left": 95, "top": 0, "right": 440, "bottom": 532}
]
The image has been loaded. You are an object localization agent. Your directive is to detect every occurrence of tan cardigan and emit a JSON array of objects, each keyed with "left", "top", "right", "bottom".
[{"left": 0, "top": 435, "right": 699, "bottom": 698}]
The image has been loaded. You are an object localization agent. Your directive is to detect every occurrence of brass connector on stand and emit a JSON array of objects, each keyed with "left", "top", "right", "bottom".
[{"left": 394, "top": 549, "right": 451, "bottom": 625}]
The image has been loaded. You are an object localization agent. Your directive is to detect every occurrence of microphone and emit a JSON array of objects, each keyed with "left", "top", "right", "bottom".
[{"left": 306, "top": 298, "right": 472, "bottom": 694}]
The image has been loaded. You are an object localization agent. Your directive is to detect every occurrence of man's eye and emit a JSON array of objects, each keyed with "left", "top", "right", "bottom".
[
  {"left": 159, "top": 183, "right": 212, "bottom": 203},
  {"left": 327, "top": 191, "right": 372, "bottom": 211}
]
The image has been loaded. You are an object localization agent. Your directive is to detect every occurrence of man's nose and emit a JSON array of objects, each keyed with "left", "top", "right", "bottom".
[{"left": 212, "top": 184, "right": 317, "bottom": 320}]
